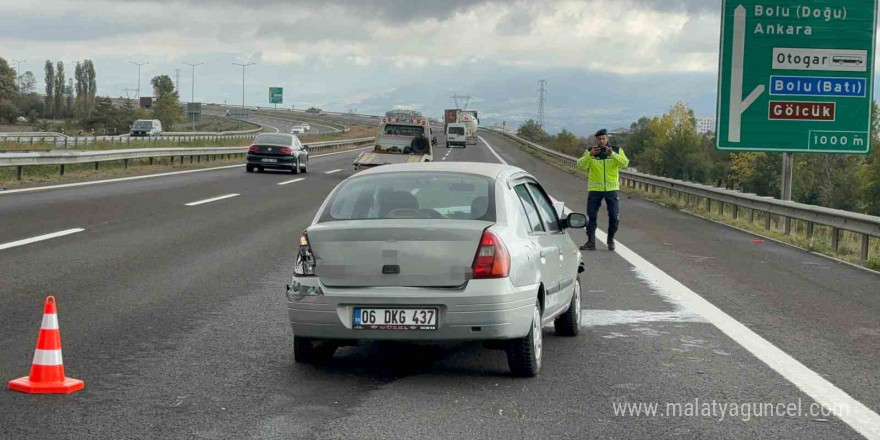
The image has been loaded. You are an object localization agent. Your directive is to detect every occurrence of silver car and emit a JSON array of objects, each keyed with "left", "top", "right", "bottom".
[{"left": 286, "top": 162, "right": 587, "bottom": 376}]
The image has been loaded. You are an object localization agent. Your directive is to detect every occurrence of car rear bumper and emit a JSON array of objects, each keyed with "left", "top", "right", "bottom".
[
  {"left": 286, "top": 277, "right": 538, "bottom": 341},
  {"left": 247, "top": 154, "right": 296, "bottom": 168},
  {"left": 447, "top": 140, "right": 466, "bottom": 146}
]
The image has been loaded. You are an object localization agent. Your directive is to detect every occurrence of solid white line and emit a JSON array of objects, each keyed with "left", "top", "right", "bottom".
[
  {"left": 0, "top": 228, "right": 85, "bottom": 251},
  {"left": 325, "top": 169, "right": 342, "bottom": 174},
  {"left": 277, "top": 178, "right": 305, "bottom": 186},
  {"left": 185, "top": 193, "right": 239, "bottom": 206},
  {"left": 484, "top": 133, "right": 880, "bottom": 438},
  {"left": 595, "top": 230, "right": 880, "bottom": 439},
  {"left": 478, "top": 135, "right": 508, "bottom": 165},
  {"left": 0, "top": 147, "right": 374, "bottom": 196}
]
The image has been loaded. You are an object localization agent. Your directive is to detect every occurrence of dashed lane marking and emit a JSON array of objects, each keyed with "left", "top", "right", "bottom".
[
  {"left": 277, "top": 178, "right": 305, "bottom": 186},
  {"left": 185, "top": 193, "right": 240, "bottom": 206},
  {"left": 0, "top": 228, "right": 85, "bottom": 251}
]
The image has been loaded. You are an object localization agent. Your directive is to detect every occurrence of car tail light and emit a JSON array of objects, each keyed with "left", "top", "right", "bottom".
[
  {"left": 472, "top": 230, "right": 510, "bottom": 279},
  {"left": 280, "top": 147, "right": 293, "bottom": 155},
  {"left": 248, "top": 145, "right": 259, "bottom": 153},
  {"left": 294, "top": 231, "right": 317, "bottom": 276}
]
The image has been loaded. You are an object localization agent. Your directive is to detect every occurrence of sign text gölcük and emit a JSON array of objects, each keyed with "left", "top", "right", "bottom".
[{"left": 716, "top": 1, "right": 877, "bottom": 154}]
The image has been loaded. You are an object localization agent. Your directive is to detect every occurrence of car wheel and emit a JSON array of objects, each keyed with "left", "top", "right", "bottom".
[
  {"left": 291, "top": 160, "right": 299, "bottom": 174},
  {"left": 554, "top": 277, "right": 581, "bottom": 337},
  {"left": 246, "top": 165, "right": 254, "bottom": 173},
  {"left": 294, "top": 336, "right": 337, "bottom": 364},
  {"left": 506, "top": 300, "right": 542, "bottom": 377}
]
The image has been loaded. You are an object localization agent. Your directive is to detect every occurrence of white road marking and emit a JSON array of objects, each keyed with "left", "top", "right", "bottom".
[
  {"left": 478, "top": 135, "right": 508, "bottom": 165},
  {"left": 594, "top": 229, "right": 880, "bottom": 440},
  {"left": 325, "top": 169, "right": 342, "bottom": 174},
  {"left": 277, "top": 178, "right": 305, "bottom": 186},
  {"left": 185, "top": 193, "right": 239, "bottom": 206},
  {"left": 484, "top": 133, "right": 880, "bottom": 439},
  {"left": 0, "top": 228, "right": 85, "bottom": 251},
  {"left": 0, "top": 147, "right": 373, "bottom": 196}
]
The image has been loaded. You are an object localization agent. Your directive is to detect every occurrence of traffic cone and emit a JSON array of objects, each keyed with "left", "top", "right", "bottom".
[{"left": 8, "top": 296, "right": 84, "bottom": 394}]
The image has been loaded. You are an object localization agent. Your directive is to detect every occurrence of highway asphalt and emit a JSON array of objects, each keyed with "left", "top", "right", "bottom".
[
  {"left": 0, "top": 126, "right": 877, "bottom": 439},
  {"left": 203, "top": 106, "right": 340, "bottom": 135}
]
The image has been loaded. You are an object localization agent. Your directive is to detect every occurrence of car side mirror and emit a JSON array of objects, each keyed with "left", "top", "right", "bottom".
[
  {"left": 561, "top": 213, "right": 587, "bottom": 230},
  {"left": 302, "top": 145, "right": 309, "bottom": 151}
]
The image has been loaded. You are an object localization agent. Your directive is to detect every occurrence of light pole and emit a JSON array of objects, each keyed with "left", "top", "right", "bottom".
[
  {"left": 129, "top": 61, "right": 149, "bottom": 102},
  {"left": 11, "top": 59, "right": 24, "bottom": 93},
  {"left": 183, "top": 62, "right": 203, "bottom": 131},
  {"left": 232, "top": 62, "right": 254, "bottom": 110}
]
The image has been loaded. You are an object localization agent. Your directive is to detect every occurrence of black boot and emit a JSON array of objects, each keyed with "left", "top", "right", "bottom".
[
  {"left": 580, "top": 236, "right": 596, "bottom": 251},
  {"left": 607, "top": 236, "right": 616, "bottom": 251}
]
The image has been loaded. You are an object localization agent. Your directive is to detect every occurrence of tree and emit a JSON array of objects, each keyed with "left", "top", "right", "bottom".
[
  {"left": 85, "top": 60, "right": 97, "bottom": 112},
  {"left": 0, "top": 99, "right": 19, "bottom": 124},
  {"left": 74, "top": 62, "right": 86, "bottom": 116},
  {"left": 54, "top": 61, "right": 65, "bottom": 118},
  {"left": 44, "top": 60, "right": 54, "bottom": 117},
  {"left": 517, "top": 119, "right": 550, "bottom": 144},
  {"left": 18, "top": 71, "right": 36, "bottom": 94},
  {"left": 0, "top": 57, "right": 18, "bottom": 100},
  {"left": 151, "top": 75, "right": 183, "bottom": 130},
  {"left": 151, "top": 75, "right": 175, "bottom": 100}
]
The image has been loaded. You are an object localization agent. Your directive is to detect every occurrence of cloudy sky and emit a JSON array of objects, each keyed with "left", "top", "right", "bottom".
[{"left": 2, "top": 0, "right": 727, "bottom": 134}]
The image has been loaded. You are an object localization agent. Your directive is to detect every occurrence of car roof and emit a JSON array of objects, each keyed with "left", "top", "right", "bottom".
[{"left": 357, "top": 162, "right": 527, "bottom": 181}]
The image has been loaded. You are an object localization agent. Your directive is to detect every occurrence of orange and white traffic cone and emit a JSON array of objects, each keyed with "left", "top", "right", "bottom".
[{"left": 8, "top": 296, "right": 84, "bottom": 394}]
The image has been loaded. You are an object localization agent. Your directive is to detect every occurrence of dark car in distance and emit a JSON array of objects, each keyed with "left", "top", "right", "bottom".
[{"left": 246, "top": 133, "right": 309, "bottom": 174}]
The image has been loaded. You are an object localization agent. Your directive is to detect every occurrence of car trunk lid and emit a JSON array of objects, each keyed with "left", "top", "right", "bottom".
[{"left": 307, "top": 220, "right": 492, "bottom": 287}]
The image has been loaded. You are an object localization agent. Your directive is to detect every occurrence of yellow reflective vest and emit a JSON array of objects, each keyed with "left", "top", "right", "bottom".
[{"left": 576, "top": 147, "right": 629, "bottom": 192}]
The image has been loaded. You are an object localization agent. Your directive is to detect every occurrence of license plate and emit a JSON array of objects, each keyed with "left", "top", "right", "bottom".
[
  {"left": 353, "top": 307, "right": 438, "bottom": 330},
  {"left": 262, "top": 158, "right": 278, "bottom": 163}
]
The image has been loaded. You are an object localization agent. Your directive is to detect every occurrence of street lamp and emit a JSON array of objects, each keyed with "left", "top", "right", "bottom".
[
  {"left": 182, "top": 62, "right": 203, "bottom": 104},
  {"left": 11, "top": 59, "right": 24, "bottom": 93},
  {"left": 129, "top": 61, "right": 149, "bottom": 101},
  {"left": 184, "top": 62, "right": 204, "bottom": 131},
  {"left": 232, "top": 62, "right": 255, "bottom": 109}
]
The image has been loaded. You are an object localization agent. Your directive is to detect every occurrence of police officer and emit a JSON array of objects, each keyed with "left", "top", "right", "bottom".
[{"left": 576, "top": 129, "right": 629, "bottom": 251}]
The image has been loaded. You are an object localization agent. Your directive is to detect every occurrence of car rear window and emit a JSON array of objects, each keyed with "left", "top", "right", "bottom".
[
  {"left": 448, "top": 127, "right": 465, "bottom": 135},
  {"left": 319, "top": 172, "right": 494, "bottom": 222},
  {"left": 254, "top": 134, "right": 293, "bottom": 145}
]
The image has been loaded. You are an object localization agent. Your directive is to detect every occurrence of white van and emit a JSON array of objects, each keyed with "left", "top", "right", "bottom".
[
  {"left": 446, "top": 123, "right": 468, "bottom": 148},
  {"left": 130, "top": 119, "right": 163, "bottom": 137}
]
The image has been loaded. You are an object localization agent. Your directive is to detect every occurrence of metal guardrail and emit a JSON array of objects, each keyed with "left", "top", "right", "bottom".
[
  {"left": 0, "top": 132, "right": 261, "bottom": 148},
  {"left": 485, "top": 128, "right": 880, "bottom": 263},
  {"left": 0, "top": 137, "right": 376, "bottom": 181}
]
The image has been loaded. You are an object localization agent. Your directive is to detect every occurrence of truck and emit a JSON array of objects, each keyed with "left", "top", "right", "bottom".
[
  {"left": 353, "top": 113, "right": 436, "bottom": 170},
  {"left": 444, "top": 108, "right": 479, "bottom": 145}
]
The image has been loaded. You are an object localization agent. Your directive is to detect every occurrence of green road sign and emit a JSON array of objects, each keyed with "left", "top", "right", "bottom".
[
  {"left": 269, "top": 87, "right": 283, "bottom": 104},
  {"left": 716, "top": 1, "right": 877, "bottom": 154}
]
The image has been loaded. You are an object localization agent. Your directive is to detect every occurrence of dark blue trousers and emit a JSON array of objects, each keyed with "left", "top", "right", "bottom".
[{"left": 586, "top": 190, "right": 620, "bottom": 239}]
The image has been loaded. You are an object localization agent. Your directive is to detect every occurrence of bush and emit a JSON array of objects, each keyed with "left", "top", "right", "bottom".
[{"left": 0, "top": 99, "right": 19, "bottom": 123}]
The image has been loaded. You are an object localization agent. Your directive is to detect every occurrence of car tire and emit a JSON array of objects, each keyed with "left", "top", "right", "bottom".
[
  {"left": 506, "top": 300, "right": 542, "bottom": 377},
  {"left": 246, "top": 165, "right": 254, "bottom": 173},
  {"left": 554, "top": 277, "right": 581, "bottom": 337},
  {"left": 294, "top": 336, "right": 337, "bottom": 364},
  {"left": 446, "top": 143, "right": 450, "bottom": 148},
  {"left": 291, "top": 160, "right": 299, "bottom": 174},
  {"left": 301, "top": 158, "right": 308, "bottom": 173}
]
